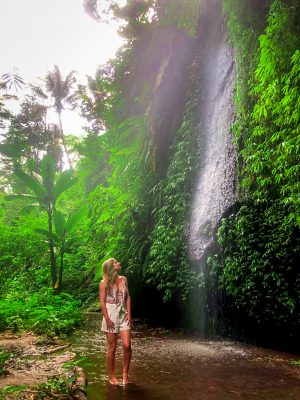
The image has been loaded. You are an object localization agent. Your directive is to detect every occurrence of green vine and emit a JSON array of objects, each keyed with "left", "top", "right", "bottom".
[
  {"left": 159, "top": 0, "right": 203, "bottom": 36},
  {"left": 146, "top": 65, "right": 202, "bottom": 301},
  {"left": 214, "top": 0, "right": 300, "bottom": 336},
  {"left": 215, "top": 201, "right": 300, "bottom": 326}
]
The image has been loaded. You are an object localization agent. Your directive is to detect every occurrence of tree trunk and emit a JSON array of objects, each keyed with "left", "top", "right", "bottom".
[
  {"left": 48, "top": 206, "right": 57, "bottom": 288},
  {"left": 58, "top": 244, "right": 64, "bottom": 293},
  {"left": 58, "top": 111, "right": 73, "bottom": 170},
  {"left": 68, "top": 368, "right": 88, "bottom": 400}
]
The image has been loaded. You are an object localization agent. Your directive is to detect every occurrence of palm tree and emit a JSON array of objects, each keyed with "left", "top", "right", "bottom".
[
  {"left": 6, "top": 155, "right": 77, "bottom": 288},
  {"left": 0, "top": 72, "right": 25, "bottom": 129},
  {"left": 0, "top": 72, "right": 25, "bottom": 92},
  {"left": 32, "top": 66, "right": 77, "bottom": 170}
]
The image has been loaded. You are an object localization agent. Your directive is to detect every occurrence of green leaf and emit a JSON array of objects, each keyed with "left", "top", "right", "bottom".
[
  {"left": 0, "top": 143, "right": 22, "bottom": 157},
  {"left": 66, "top": 235, "right": 83, "bottom": 247},
  {"left": 21, "top": 204, "right": 39, "bottom": 214},
  {"left": 65, "top": 207, "right": 87, "bottom": 233},
  {"left": 35, "top": 229, "right": 59, "bottom": 242},
  {"left": 52, "top": 170, "right": 77, "bottom": 201},
  {"left": 32, "top": 172, "right": 43, "bottom": 185},
  {"left": 54, "top": 210, "right": 66, "bottom": 238},
  {"left": 3, "top": 385, "right": 28, "bottom": 393},
  {"left": 5, "top": 194, "right": 39, "bottom": 202},
  {"left": 14, "top": 169, "right": 47, "bottom": 199}
]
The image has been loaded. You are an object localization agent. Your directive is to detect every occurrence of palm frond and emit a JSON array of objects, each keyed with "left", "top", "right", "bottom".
[
  {"left": 29, "top": 84, "right": 48, "bottom": 99},
  {"left": 1, "top": 72, "right": 25, "bottom": 92},
  {"left": 65, "top": 93, "right": 78, "bottom": 109}
]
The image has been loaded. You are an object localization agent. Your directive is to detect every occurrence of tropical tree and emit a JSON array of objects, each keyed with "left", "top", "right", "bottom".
[
  {"left": 77, "top": 64, "right": 115, "bottom": 134},
  {"left": 83, "top": 0, "right": 154, "bottom": 37},
  {"left": 0, "top": 98, "right": 12, "bottom": 131},
  {"left": 31, "top": 66, "right": 77, "bottom": 169},
  {"left": 0, "top": 98, "right": 63, "bottom": 186},
  {"left": 0, "top": 72, "right": 24, "bottom": 130},
  {"left": 6, "top": 155, "right": 77, "bottom": 288},
  {"left": 0, "top": 72, "right": 25, "bottom": 92}
]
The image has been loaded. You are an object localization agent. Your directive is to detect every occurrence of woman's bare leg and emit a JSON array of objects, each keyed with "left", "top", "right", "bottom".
[
  {"left": 120, "top": 329, "right": 132, "bottom": 384},
  {"left": 106, "top": 333, "right": 118, "bottom": 384}
]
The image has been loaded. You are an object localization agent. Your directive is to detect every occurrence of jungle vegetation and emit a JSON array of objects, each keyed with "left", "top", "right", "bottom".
[{"left": 0, "top": 0, "right": 299, "bottom": 349}]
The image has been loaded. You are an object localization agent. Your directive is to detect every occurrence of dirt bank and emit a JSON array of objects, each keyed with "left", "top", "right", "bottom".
[{"left": 0, "top": 331, "right": 75, "bottom": 390}]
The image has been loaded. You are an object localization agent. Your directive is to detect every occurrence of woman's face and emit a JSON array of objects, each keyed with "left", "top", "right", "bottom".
[{"left": 113, "top": 259, "right": 121, "bottom": 271}]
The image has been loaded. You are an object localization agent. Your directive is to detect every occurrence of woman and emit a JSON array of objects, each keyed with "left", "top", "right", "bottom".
[{"left": 100, "top": 258, "right": 132, "bottom": 385}]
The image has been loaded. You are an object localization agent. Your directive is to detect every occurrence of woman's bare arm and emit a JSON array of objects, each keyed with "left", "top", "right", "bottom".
[
  {"left": 124, "top": 277, "right": 131, "bottom": 325},
  {"left": 100, "top": 281, "right": 114, "bottom": 330}
]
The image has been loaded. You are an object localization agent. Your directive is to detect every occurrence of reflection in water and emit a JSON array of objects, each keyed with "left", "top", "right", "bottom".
[
  {"left": 104, "top": 383, "right": 166, "bottom": 400},
  {"left": 70, "top": 313, "right": 300, "bottom": 400}
]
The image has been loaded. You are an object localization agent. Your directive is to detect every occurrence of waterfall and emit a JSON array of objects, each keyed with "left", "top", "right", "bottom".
[{"left": 188, "top": 0, "right": 237, "bottom": 264}]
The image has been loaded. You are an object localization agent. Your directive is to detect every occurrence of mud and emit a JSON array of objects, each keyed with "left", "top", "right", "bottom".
[{"left": 0, "top": 331, "right": 75, "bottom": 389}]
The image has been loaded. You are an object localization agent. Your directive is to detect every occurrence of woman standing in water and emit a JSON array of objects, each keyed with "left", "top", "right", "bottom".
[{"left": 100, "top": 258, "right": 132, "bottom": 385}]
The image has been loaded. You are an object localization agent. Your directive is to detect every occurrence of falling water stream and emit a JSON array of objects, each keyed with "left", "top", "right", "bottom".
[
  {"left": 70, "top": 313, "right": 300, "bottom": 400},
  {"left": 188, "top": 0, "right": 236, "bottom": 263}
]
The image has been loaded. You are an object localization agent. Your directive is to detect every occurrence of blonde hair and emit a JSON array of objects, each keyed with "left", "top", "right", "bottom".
[{"left": 102, "top": 258, "right": 117, "bottom": 292}]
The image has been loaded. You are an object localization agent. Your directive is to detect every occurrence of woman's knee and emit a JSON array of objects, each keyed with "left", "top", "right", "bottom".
[
  {"left": 122, "top": 342, "right": 131, "bottom": 352},
  {"left": 108, "top": 343, "right": 117, "bottom": 353}
]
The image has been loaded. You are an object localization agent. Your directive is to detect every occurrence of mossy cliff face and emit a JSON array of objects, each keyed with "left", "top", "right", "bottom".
[
  {"left": 118, "top": 24, "right": 198, "bottom": 175},
  {"left": 211, "top": 0, "right": 300, "bottom": 349}
]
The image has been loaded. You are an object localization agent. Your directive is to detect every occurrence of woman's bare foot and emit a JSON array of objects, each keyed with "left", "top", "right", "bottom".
[
  {"left": 109, "top": 376, "right": 119, "bottom": 385},
  {"left": 122, "top": 373, "right": 130, "bottom": 385}
]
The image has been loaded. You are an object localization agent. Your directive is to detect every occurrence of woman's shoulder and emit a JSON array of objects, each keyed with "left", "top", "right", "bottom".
[{"left": 118, "top": 275, "right": 127, "bottom": 282}]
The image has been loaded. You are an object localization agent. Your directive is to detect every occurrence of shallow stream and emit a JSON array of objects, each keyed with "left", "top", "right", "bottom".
[{"left": 70, "top": 312, "right": 300, "bottom": 400}]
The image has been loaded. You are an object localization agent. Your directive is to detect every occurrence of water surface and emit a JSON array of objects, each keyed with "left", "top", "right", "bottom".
[{"left": 70, "top": 313, "right": 300, "bottom": 400}]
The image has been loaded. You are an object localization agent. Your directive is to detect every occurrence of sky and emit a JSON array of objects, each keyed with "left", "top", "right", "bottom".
[{"left": 0, "top": 0, "right": 125, "bottom": 135}]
